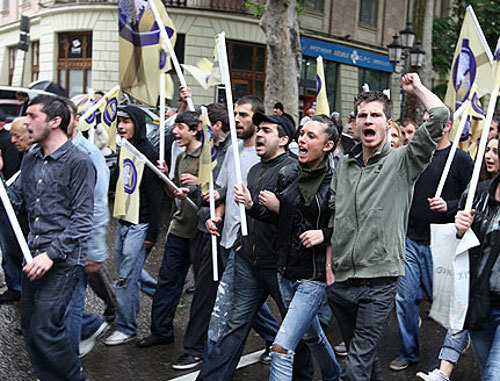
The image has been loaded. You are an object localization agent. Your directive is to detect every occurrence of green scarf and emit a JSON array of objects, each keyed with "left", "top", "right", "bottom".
[{"left": 298, "top": 157, "right": 330, "bottom": 206}]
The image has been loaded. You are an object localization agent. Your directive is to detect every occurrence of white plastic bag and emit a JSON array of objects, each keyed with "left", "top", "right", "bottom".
[{"left": 429, "top": 223, "right": 479, "bottom": 333}]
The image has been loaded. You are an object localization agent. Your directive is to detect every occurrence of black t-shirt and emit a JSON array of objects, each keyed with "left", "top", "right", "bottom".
[
  {"left": 406, "top": 145, "right": 474, "bottom": 243},
  {"left": 0, "top": 129, "right": 22, "bottom": 180}
]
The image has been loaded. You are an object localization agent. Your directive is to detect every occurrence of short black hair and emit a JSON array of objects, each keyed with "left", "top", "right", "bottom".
[
  {"left": 95, "top": 90, "right": 105, "bottom": 96},
  {"left": 207, "top": 103, "right": 229, "bottom": 133},
  {"left": 28, "top": 95, "right": 71, "bottom": 133},
  {"left": 175, "top": 111, "right": 201, "bottom": 140},
  {"left": 273, "top": 102, "right": 284, "bottom": 112},
  {"left": 236, "top": 95, "right": 265, "bottom": 115},
  {"left": 354, "top": 91, "right": 392, "bottom": 119},
  {"left": 400, "top": 118, "right": 417, "bottom": 128}
]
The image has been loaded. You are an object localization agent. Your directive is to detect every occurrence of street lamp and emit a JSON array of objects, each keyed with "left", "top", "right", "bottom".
[{"left": 387, "top": 21, "right": 425, "bottom": 119}]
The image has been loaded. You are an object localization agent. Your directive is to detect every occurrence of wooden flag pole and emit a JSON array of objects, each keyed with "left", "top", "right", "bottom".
[
  {"left": 434, "top": 105, "right": 470, "bottom": 198},
  {"left": 159, "top": 72, "right": 166, "bottom": 165},
  {"left": 0, "top": 180, "right": 32, "bottom": 264},
  {"left": 216, "top": 31, "right": 248, "bottom": 236}
]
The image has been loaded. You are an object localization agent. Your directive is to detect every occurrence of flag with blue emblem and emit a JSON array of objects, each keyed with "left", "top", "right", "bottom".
[
  {"left": 181, "top": 41, "right": 221, "bottom": 89},
  {"left": 119, "top": 0, "right": 177, "bottom": 106},
  {"left": 99, "top": 86, "right": 119, "bottom": 152},
  {"left": 113, "top": 141, "right": 145, "bottom": 224},
  {"left": 444, "top": 5, "right": 493, "bottom": 113},
  {"left": 77, "top": 89, "right": 96, "bottom": 132},
  {"left": 316, "top": 56, "right": 330, "bottom": 116},
  {"left": 198, "top": 106, "right": 217, "bottom": 194},
  {"left": 449, "top": 83, "right": 486, "bottom": 158}
]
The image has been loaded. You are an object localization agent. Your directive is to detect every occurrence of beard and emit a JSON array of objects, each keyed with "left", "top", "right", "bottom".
[{"left": 237, "top": 125, "right": 255, "bottom": 140}]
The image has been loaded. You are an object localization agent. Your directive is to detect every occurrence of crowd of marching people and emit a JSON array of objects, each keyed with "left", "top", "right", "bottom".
[{"left": 0, "top": 71, "right": 498, "bottom": 381}]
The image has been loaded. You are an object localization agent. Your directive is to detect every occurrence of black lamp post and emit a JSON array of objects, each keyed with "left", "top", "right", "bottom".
[{"left": 386, "top": 1, "right": 425, "bottom": 119}]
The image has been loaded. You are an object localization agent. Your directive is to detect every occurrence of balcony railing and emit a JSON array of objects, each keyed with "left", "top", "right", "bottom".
[{"left": 50, "top": 0, "right": 248, "bottom": 13}]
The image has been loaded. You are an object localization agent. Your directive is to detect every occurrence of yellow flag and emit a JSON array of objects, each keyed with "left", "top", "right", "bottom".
[
  {"left": 113, "top": 142, "right": 145, "bottom": 224},
  {"left": 316, "top": 56, "right": 330, "bottom": 116},
  {"left": 98, "top": 86, "right": 119, "bottom": 152},
  {"left": 198, "top": 107, "right": 217, "bottom": 194},
  {"left": 119, "top": 0, "right": 177, "bottom": 106},
  {"left": 444, "top": 5, "right": 493, "bottom": 112},
  {"left": 182, "top": 41, "right": 221, "bottom": 89},
  {"left": 77, "top": 89, "right": 96, "bottom": 132}
]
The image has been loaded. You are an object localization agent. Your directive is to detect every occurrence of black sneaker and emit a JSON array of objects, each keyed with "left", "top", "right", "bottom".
[
  {"left": 333, "top": 341, "right": 347, "bottom": 357},
  {"left": 172, "top": 353, "right": 202, "bottom": 370}
]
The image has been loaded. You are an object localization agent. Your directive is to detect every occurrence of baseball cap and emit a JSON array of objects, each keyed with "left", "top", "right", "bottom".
[{"left": 252, "top": 113, "right": 295, "bottom": 143}]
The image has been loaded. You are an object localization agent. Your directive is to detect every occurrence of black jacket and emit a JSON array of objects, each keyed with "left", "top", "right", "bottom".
[
  {"left": 248, "top": 163, "right": 333, "bottom": 281},
  {"left": 118, "top": 105, "right": 164, "bottom": 243},
  {"left": 236, "top": 152, "right": 296, "bottom": 269},
  {"left": 463, "top": 176, "right": 500, "bottom": 330}
]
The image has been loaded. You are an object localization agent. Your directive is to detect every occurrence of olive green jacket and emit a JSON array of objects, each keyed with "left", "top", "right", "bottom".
[{"left": 329, "top": 107, "right": 450, "bottom": 282}]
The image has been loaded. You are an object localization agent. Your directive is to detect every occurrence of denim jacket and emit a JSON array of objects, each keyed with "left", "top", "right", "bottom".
[{"left": 7, "top": 139, "right": 96, "bottom": 266}]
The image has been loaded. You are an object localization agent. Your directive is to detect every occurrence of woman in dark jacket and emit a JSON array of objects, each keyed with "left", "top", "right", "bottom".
[
  {"left": 242, "top": 115, "right": 341, "bottom": 380},
  {"left": 455, "top": 173, "right": 499, "bottom": 380}
]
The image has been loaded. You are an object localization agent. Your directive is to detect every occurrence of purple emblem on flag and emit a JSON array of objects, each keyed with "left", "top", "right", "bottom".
[
  {"left": 159, "top": 49, "right": 166, "bottom": 69},
  {"left": 452, "top": 39, "right": 477, "bottom": 111},
  {"left": 316, "top": 74, "right": 321, "bottom": 95}
]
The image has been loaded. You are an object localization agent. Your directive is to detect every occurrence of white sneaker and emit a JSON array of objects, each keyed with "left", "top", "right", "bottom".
[
  {"left": 416, "top": 369, "right": 450, "bottom": 381},
  {"left": 79, "top": 321, "right": 110, "bottom": 358},
  {"left": 104, "top": 330, "right": 135, "bottom": 346}
]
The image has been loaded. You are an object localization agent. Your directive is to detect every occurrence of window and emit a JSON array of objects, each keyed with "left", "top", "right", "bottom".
[
  {"left": 358, "top": 67, "right": 389, "bottom": 92},
  {"left": 31, "top": 41, "right": 39, "bottom": 82},
  {"left": 57, "top": 32, "right": 92, "bottom": 97},
  {"left": 359, "top": 0, "right": 378, "bottom": 28},
  {"left": 299, "top": 56, "right": 338, "bottom": 116},
  {"left": 303, "top": 0, "right": 324, "bottom": 12},
  {"left": 8, "top": 46, "right": 16, "bottom": 85},
  {"left": 217, "top": 40, "right": 266, "bottom": 102}
]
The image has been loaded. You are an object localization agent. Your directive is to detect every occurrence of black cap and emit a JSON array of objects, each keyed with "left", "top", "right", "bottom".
[{"left": 253, "top": 113, "right": 295, "bottom": 144}]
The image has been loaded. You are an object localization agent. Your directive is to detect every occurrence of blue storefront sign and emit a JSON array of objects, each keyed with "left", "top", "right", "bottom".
[{"left": 301, "top": 36, "right": 394, "bottom": 73}]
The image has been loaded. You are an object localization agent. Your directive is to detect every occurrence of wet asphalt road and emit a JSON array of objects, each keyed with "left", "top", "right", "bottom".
[{"left": 0, "top": 208, "right": 481, "bottom": 380}]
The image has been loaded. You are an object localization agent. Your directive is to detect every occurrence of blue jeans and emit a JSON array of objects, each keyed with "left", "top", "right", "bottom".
[
  {"left": 0, "top": 207, "right": 22, "bottom": 293},
  {"left": 199, "top": 253, "right": 312, "bottom": 381},
  {"left": 21, "top": 265, "right": 84, "bottom": 381},
  {"left": 206, "top": 248, "right": 279, "bottom": 354},
  {"left": 271, "top": 277, "right": 340, "bottom": 381},
  {"left": 151, "top": 233, "right": 191, "bottom": 338},
  {"left": 395, "top": 237, "right": 433, "bottom": 362},
  {"left": 114, "top": 222, "right": 148, "bottom": 336},
  {"left": 65, "top": 272, "right": 105, "bottom": 356},
  {"left": 140, "top": 268, "right": 157, "bottom": 297},
  {"left": 470, "top": 309, "right": 500, "bottom": 380},
  {"left": 438, "top": 329, "right": 469, "bottom": 364}
]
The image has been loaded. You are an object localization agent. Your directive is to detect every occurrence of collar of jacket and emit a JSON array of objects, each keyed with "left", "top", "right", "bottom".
[
  {"left": 261, "top": 151, "right": 290, "bottom": 167},
  {"left": 348, "top": 140, "right": 391, "bottom": 166}
]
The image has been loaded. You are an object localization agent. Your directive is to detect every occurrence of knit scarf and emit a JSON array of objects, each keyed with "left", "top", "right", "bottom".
[{"left": 297, "top": 157, "right": 329, "bottom": 206}]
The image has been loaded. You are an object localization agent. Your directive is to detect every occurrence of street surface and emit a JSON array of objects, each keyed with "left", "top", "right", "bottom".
[{"left": 0, "top": 210, "right": 481, "bottom": 380}]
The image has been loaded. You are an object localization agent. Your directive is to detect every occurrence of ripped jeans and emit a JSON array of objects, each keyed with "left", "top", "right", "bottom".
[
  {"left": 114, "top": 222, "right": 148, "bottom": 336},
  {"left": 270, "top": 276, "right": 341, "bottom": 381}
]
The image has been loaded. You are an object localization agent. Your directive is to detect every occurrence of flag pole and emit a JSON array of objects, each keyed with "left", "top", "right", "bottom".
[
  {"left": 209, "top": 172, "right": 218, "bottom": 281},
  {"left": 0, "top": 180, "right": 32, "bottom": 264},
  {"left": 464, "top": 46, "right": 500, "bottom": 212},
  {"left": 216, "top": 31, "right": 248, "bottom": 236},
  {"left": 121, "top": 139, "right": 198, "bottom": 211},
  {"left": 434, "top": 105, "right": 470, "bottom": 198},
  {"left": 148, "top": 0, "right": 195, "bottom": 112},
  {"left": 159, "top": 73, "right": 166, "bottom": 165}
]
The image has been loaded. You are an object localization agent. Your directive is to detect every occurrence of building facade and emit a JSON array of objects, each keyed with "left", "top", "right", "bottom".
[{"left": 0, "top": 0, "right": 443, "bottom": 120}]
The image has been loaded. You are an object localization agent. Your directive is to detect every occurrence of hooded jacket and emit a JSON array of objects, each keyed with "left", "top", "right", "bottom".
[
  {"left": 118, "top": 105, "right": 164, "bottom": 243},
  {"left": 328, "top": 107, "right": 449, "bottom": 282}
]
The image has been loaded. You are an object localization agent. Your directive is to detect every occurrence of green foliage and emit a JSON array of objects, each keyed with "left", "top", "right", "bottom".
[
  {"left": 243, "top": 0, "right": 306, "bottom": 16},
  {"left": 433, "top": 0, "right": 500, "bottom": 77}
]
